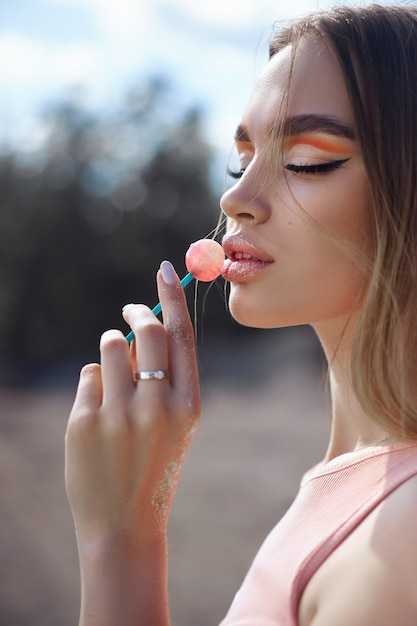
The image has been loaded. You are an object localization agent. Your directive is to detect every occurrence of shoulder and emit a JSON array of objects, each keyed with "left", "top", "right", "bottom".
[
  {"left": 299, "top": 473, "right": 417, "bottom": 626},
  {"left": 375, "top": 471, "right": 417, "bottom": 571}
]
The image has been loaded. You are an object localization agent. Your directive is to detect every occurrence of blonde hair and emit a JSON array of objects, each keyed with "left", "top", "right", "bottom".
[{"left": 270, "top": 4, "right": 417, "bottom": 437}]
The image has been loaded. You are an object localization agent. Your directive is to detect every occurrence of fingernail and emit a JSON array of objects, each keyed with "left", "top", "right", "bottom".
[
  {"left": 160, "top": 260, "right": 178, "bottom": 285},
  {"left": 122, "top": 303, "right": 135, "bottom": 312}
]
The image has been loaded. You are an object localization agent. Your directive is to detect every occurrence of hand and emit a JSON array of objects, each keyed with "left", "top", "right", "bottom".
[{"left": 65, "top": 260, "right": 201, "bottom": 545}]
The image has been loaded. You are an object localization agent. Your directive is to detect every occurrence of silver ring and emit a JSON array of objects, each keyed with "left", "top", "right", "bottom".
[{"left": 135, "top": 370, "right": 168, "bottom": 381}]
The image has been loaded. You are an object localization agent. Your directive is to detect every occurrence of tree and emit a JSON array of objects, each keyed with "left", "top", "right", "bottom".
[{"left": 0, "top": 78, "right": 227, "bottom": 384}]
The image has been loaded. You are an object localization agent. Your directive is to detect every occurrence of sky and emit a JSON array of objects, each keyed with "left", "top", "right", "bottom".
[{"left": 0, "top": 0, "right": 394, "bottom": 166}]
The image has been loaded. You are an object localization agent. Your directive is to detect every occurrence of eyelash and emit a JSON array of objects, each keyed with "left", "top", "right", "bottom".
[
  {"left": 226, "top": 158, "right": 349, "bottom": 179},
  {"left": 226, "top": 167, "right": 245, "bottom": 179},
  {"left": 285, "top": 158, "right": 350, "bottom": 175}
]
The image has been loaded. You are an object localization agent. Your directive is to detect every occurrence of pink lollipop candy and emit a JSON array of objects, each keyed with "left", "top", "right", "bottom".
[{"left": 185, "top": 239, "right": 225, "bottom": 281}]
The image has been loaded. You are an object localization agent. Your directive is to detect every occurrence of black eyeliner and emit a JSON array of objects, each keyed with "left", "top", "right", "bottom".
[{"left": 285, "top": 158, "right": 350, "bottom": 174}]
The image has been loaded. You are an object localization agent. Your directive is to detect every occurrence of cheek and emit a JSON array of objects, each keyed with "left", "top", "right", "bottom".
[
  {"left": 284, "top": 175, "right": 371, "bottom": 322},
  {"left": 305, "top": 176, "right": 372, "bottom": 315},
  {"left": 330, "top": 182, "right": 371, "bottom": 278},
  {"left": 293, "top": 173, "right": 371, "bottom": 264}
]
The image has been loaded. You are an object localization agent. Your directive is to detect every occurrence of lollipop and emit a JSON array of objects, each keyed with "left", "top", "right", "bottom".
[
  {"left": 126, "top": 239, "right": 224, "bottom": 343},
  {"left": 185, "top": 238, "right": 225, "bottom": 281}
]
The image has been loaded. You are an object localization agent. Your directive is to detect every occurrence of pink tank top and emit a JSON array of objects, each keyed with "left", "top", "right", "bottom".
[{"left": 219, "top": 442, "right": 417, "bottom": 626}]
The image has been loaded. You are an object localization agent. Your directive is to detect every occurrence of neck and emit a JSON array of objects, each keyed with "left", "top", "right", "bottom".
[{"left": 312, "top": 317, "right": 394, "bottom": 462}]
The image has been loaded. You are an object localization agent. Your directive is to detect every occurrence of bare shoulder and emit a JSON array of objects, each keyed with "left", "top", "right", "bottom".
[
  {"left": 299, "top": 473, "right": 417, "bottom": 626},
  {"left": 375, "top": 470, "right": 417, "bottom": 545}
]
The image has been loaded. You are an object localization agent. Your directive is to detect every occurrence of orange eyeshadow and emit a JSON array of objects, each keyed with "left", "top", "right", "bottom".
[{"left": 285, "top": 134, "right": 355, "bottom": 154}]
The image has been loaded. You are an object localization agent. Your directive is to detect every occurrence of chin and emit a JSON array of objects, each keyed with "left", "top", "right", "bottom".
[
  {"left": 228, "top": 301, "right": 281, "bottom": 330},
  {"left": 227, "top": 283, "right": 291, "bottom": 329},
  {"left": 228, "top": 295, "right": 307, "bottom": 330}
]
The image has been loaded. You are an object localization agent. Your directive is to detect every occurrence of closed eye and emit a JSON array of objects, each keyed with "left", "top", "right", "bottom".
[
  {"left": 285, "top": 158, "right": 350, "bottom": 175},
  {"left": 226, "top": 167, "right": 245, "bottom": 179},
  {"left": 227, "top": 158, "right": 350, "bottom": 180}
]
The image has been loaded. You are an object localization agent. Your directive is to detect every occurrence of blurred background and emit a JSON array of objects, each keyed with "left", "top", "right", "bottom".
[{"left": 0, "top": 0, "right": 378, "bottom": 624}]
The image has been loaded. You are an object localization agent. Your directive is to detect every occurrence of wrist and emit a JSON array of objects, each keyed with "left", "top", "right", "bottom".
[
  {"left": 75, "top": 523, "right": 168, "bottom": 562},
  {"left": 76, "top": 529, "right": 169, "bottom": 626}
]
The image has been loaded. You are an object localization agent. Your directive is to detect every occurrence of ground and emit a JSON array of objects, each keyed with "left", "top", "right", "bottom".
[{"left": 0, "top": 327, "right": 328, "bottom": 626}]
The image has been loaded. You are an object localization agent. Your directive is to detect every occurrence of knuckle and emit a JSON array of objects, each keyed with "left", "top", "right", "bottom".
[
  {"left": 100, "top": 329, "right": 126, "bottom": 353},
  {"left": 67, "top": 407, "right": 100, "bottom": 439},
  {"left": 134, "top": 317, "right": 165, "bottom": 341},
  {"left": 80, "top": 363, "right": 100, "bottom": 378},
  {"left": 172, "top": 393, "right": 201, "bottom": 427},
  {"left": 124, "top": 304, "right": 154, "bottom": 328}
]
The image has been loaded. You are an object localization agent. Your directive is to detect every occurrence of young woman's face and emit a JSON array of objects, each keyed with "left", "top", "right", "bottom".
[{"left": 221, "top": 37, "right": 371, "bottom": 331}]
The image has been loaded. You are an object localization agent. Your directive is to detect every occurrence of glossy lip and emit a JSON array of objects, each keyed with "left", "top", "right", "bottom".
[{"left": 221, "top": 233, "right": 274, "bottom": 282}]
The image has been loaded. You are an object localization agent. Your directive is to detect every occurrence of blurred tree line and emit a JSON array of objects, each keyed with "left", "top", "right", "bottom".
[{"left": 0, "top": 77, "right": 237, "bottom": 385}]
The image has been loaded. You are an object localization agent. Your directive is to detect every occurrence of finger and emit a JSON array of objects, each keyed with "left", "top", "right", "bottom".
[
  {"left": 100, "top": 329, "right": 135, "bottom": 405},
  {"left": 67, "top": 364, "right": 103, "bottom": 442},
  {"left": 156, "top": 261, "right": 199, "bottom": 400},
  {"left": 71, "top": 363, "right": 103, "bottom": 414},
  {"left": 122, "top": 304, "right": 169, "bottom": 380}
]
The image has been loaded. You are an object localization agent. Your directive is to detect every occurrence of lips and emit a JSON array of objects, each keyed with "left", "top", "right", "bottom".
[{"left": 221, "top": 233, "right": 273, "bottom": 281}]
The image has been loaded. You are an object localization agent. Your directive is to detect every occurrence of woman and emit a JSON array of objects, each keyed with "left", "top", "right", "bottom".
[{"left": 65, "top": 4, "right": 417, "bottom": 625}]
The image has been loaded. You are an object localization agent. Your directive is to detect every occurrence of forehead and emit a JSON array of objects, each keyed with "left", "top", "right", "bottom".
[{"left": 243, "top": 38, "right": 354, "bottom": 138}]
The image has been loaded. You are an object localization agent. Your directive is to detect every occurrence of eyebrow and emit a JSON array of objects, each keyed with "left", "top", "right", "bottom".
[
  {"left": 234, "top": 114, "right": 356, "bottom": 144},
  {"left": 281, "top": 115, "right": 356, "bottom": 140}
]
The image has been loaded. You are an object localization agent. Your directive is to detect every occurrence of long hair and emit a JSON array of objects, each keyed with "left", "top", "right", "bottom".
[{"left": 270, "top": 4, "right": 417, "bottom": 437}]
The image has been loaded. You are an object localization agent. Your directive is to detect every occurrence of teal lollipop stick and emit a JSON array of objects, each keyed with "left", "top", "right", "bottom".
[{"left": 125, "top": 271, "right": 194, "bottom": 344}]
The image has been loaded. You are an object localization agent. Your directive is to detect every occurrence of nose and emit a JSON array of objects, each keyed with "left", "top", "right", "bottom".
[{"left": 220, "top": 168, "right": 271, "bottom": 225}]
